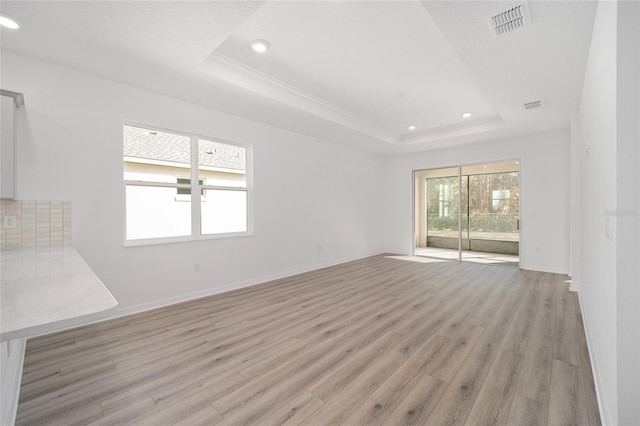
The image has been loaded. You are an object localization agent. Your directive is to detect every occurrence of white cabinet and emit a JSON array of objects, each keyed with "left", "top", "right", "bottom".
[
  {"left": 1, "top": 90, "right": 23, "bottom": 200},
  {"left": 0, "top": 339, "right": 26, "bottom": 426}
]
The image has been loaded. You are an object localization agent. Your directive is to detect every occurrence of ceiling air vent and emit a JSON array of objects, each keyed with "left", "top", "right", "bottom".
[
  {"left": 489, "top": 4, "right": 530, "bottom": 36},
  {"left": 524, "top": 100, "right": 542, "bottom": 110}
]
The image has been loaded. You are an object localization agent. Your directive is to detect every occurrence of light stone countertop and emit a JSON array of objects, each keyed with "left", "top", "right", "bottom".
[{"left": 1, "top": 246, "right": 118, "bottom": 342}]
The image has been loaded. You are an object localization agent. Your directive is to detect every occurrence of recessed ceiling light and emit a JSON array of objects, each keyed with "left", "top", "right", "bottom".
[
  {"left": 408, "top": 125, "right": 416, "bottom": 130},
  {"left": 251, "top": 39, "right": 270, "bottom": 53},
  {"left": 0, "top": 15, "right": 19, "bottom": 29},
  {"left": 462, "top": 112, "right": 472, "bottom": 118},
  {"left": 515, "top": 161, "right": 520, "bottom": 164}
]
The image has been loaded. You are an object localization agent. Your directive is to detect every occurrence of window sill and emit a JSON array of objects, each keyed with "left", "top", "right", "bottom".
[{"left": 124, "top": 231, "right": 254, "bottom": 248}]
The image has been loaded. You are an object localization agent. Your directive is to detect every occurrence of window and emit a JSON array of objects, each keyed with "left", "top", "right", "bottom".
[
  {"left": 123, "top": 124, "right": 250, "bottom": 244},
  {"left": 176, "top": 178, "right": 204, "bottom": 196},
  {"left": 438, "top": 183, "right": 451, "bottom": 217},
  {"left": 491, "top": 189, "right": 511, "bottom": 211}
]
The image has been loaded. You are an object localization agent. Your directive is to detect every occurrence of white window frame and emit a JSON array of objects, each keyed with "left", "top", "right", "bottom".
[{"left": 123, "top": 123, "right": 253, "bottom": 247}]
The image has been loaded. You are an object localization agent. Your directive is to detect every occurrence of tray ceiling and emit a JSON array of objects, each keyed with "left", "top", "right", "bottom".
[{"left": 0, "top": 1, "right": 597, "bottom": 154}]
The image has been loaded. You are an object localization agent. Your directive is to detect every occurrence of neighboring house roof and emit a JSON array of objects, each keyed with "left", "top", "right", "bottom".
[{"left": 123, "top": 125, "right": 246, "bottom": 171}]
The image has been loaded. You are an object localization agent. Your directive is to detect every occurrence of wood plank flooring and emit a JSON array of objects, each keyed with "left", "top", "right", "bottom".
[{"left": 16, "top": 254, "right": 601, "bottom": 425}]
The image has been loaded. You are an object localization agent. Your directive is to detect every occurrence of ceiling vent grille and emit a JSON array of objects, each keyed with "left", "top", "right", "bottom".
[
  {"left": 489, "top": 4, "right": 529, "bottom": 36},
  {"left": 524, "top": 100, "right": 542, "bottom": 110}
]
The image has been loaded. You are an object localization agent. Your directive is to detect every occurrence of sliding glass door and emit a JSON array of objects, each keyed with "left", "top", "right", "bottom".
[
  {"left": 415, "top": 167, "right": 460, "bottom": 260},
  {"left": 414, "top": 160, "right": 520, "bottom": 267}
]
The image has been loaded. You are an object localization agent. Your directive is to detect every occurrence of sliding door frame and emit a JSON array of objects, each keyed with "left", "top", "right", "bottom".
[{"left": 412, "top": 158, "right": 522, "bottom": 267}]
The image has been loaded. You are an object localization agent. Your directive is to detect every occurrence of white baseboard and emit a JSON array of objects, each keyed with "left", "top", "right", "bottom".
[
  {"left": 569, "top": 276, "right": 580, "bottom": 292},
  {"left": 577, "top": 292, "right": 611, "bottom": 426},
  {"left": 112, "top": 250, "right": 385, "bottom": 319},
  {"left": 519, "top": 263, "right": 570, "bottom": 275}
]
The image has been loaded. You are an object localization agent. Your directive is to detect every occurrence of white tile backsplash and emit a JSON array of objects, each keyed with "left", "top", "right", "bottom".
[{"left": 0, "top": 200, "right": 71, "bottom": 249}]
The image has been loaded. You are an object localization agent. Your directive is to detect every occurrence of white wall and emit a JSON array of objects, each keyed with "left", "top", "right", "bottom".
[
  {"left": 614, "top": 1, "right": 640, "bottom": 424},
  {"left": 1, "top": 51, "right": 385, "bottom": 313},
  {"left": 577, "top": 3, "right": 618, "bottom": 423},
  {"left": 382, "top": 131, "right": 570, "bottom": 274},
  {"left": 1, "top": 95, "right": 16, "bottom": 199},
  {"left": 576, "top": 1, "right": 640, "bottom": 424}
]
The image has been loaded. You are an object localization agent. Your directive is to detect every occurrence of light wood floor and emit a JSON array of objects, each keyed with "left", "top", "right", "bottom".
[{"left": 16, "top": 254, "right": 601, "bottom": 425}]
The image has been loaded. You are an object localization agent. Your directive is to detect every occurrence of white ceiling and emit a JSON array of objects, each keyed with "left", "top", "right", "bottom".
[{"left": 0, "top": 1, "right": 597, "bottom": 154}]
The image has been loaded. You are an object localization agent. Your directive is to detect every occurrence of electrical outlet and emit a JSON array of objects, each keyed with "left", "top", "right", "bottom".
[
  {"left": 3, "top": 216, "right": 16, "bottom": 229},
  {"left": 194, "top": 263, "right": 200, "bottom": 272}
]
